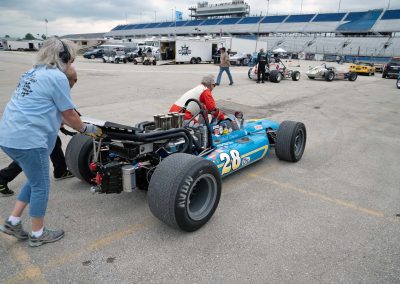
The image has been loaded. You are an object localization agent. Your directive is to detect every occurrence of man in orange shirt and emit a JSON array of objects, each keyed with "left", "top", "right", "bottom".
[{"left": 170, "top": 75, "right": 225, "bottom": 124}]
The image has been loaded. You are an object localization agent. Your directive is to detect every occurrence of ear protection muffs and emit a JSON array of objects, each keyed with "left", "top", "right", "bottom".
[{"left": 58, "top": 39, "right": 71, "bottom": 64}]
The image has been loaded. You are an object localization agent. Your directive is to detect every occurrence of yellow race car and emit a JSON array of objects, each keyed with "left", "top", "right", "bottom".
[{"left": 349, "top": 62, "right": 375, "bottom": 76}]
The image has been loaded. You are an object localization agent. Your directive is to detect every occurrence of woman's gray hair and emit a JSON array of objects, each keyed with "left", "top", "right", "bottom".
[
  {"left": 201, "top": 75, "right": 215, "bottom": 86},
  {"left": 35, "top": 37, "right": 77, "bottom": 71}
]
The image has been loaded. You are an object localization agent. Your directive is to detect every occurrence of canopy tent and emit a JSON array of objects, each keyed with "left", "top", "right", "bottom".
[{"left": 273, "top": 47, "right": 287, "bottom": 53}]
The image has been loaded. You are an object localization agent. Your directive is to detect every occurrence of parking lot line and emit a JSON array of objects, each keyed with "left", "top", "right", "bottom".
[
  {"left": 3, "top": 218, "right": 155, "bottom": 283},
  {"left": 1, "top": 165, "right": 394, "bottom": 283},
  {"left": 0, "top": 226, "right": 47, "bottom": 284},
  {"left": 248, "top": 173, "right": 386, "bottom": 219},
  {"left": 43, "top": 219, "right": 155, "bottom": 270}
]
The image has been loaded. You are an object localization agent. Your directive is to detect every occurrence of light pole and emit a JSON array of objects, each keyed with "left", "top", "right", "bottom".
[
  {"left": 338, "top": 0, "right": 342, "bottom": 12},
  {"left": 154, "top": 11, "right": 157, "bottom": 22},
  {"left": 266, "top": 0, "right": 270, "bottom": 17},
  {"left": 388, "top": 0, "right": 391, "bottom": 9},
  {"left": 300, "top": 0, "right": 304, "bottom": 14}
]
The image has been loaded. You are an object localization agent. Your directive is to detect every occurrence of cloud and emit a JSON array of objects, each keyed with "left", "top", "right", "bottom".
[{"left": 0, "top": 0, "right": 398, "bottom": 37}]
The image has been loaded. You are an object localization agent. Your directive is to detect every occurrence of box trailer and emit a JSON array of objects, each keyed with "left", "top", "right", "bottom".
[
  {"left": 175, "top": 40, "right": 212, "bottom": 64},
  {"left": 6, "top": 40, "right": 42, "bottom": 51},
  {"left": 158, "top": 38, "right": 213, "bottom": 64}
]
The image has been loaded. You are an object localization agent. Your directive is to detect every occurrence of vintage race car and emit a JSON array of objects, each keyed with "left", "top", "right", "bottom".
[
  {"left": 396, "top": 73, "right": 400, "bottom": 89},
  {"left": 248, "top": 59, "right": 300, "bottom": 83},
  {"left": 349, "top": 62, "right": 375, "bottom": 76},
  {"left": 65, "top": 100, "right": 306, "bottom": 232},
  {"left": 306, "top": 64, "right": 357, "bottom": 82}
]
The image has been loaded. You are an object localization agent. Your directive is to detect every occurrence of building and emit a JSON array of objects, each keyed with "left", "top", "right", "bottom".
[
  {"left": 60, "top": 33, "right": 107, "bottom": 51},
  {"left": 189, "top": 1, "right": 250, "bottom": 19}
]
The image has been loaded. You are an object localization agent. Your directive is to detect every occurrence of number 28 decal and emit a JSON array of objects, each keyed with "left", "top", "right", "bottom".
[{"left": 219, "top": 150, "right": 241, "bottom": 175}]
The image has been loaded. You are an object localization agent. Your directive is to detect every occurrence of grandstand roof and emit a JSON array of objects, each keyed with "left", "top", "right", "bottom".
[{"left": 105, "top": 8, "right": 400, "bottom": 37}]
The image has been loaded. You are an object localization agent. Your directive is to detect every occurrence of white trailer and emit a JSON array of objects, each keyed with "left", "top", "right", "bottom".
[
  {"left": 6, "top": 40, "right": 42, "bottom": 51},
  {"left": 157, "top": 38, "right": 213, "bottom": 64},
  {"left": 175, "top": 39, "right": 213, "bottom": 64},
  {"left": 219, "top": 37, "right": 268, "bottom": 54}
]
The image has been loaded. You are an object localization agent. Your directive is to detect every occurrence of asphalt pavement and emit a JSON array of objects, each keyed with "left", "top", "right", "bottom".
[{"left": 0, "top": 52, "right": 399, "bottom": 283}]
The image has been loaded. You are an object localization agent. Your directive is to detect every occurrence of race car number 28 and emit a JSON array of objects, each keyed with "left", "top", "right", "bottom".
[{"left": 219, "top": 150, "right": 241, "bottom": 175}]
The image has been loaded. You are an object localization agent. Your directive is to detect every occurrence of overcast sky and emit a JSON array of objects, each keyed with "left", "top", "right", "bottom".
[{"left": 0, "top": 0, "right": 399, "bottom": 38}]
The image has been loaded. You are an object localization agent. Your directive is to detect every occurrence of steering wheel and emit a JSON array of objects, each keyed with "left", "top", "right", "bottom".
[{"left": 211, "top": 116, "right": 232, "bottom": 125}]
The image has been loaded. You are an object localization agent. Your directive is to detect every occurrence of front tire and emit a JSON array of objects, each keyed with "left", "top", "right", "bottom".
[
  {"left": 90, "top": 54, "right": 95, "bottom": 59},
  {"left": 291, "top": 71, "right": 300, "bottom": 81},
  {"left": 275, "top": 121, "right": 306, "bottom": 162},
  {"left": 148, "top": 153, "right": 222, "bottom": 232},
  {"left": 396, "top": 79, "right": 400, "bottom": 89}
]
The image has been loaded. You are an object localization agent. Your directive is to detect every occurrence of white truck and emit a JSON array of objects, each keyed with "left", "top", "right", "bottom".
[{"left": 6, "top": 40, "right": 42, "bottom": 51}]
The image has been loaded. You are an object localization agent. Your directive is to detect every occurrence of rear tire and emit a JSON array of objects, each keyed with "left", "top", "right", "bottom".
[
  {"left": 148, "top": 153, "right": 222, "bottom": 232},
  {"left": 65, "top": 134, "right": 95, "bottom": 184},
  {"left": 190, "top": 57, "right": 196, "bottom": 64},
  {"left": 396, "top": 79, "right": 400, "bottom": 89},
  {"left": 152, "top": 60, "right": 157, "bottom": 65},
  {"left": 196, "top": 57, "right": 201, "bottom": 64},
  {"left": 275, "top": 121, "right": 306, "bottom": 162},
  {"left": 133, "top": 59, "right": 138, "bottom": 65},
  {"left": 348, "top": 72, "right": 357, "bottom": 81},
  {"left": 291, "top": 71, "right": 300, "bottom": 81},
  {"left": 269, "top": 70, "right": 282, "bottom": 83},
  {"left": 324, "top": 70, "right": 335, "bottom": 81},
  {"left": 248, "top": 68, "right": 254, "bottom": 80},
  {"left": 90, "top": 55, "right": 95, "bottom": 59}
]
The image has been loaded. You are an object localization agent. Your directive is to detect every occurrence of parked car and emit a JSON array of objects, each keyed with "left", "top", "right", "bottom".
[
  {"left": 229, "top": 53, "right": 250, "bottom": 66},
  {"left": 349, "top": 62, "right": 375, "bottom": 76},
  {"left": 132, "top": 55, "right": 157, "bottom": 65},
  {"left": 83, "top": 49, "right": 104, "bottom": 59},
  {"left": 382, "top": 57, "right": 400, "bottom": 78},
  {"left": 373, "top": 63, "right": 384, "bottom": 73}
]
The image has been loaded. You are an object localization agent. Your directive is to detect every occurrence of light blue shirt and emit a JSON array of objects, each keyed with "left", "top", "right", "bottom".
[{"left": 0, "top": 65, "right": 75, "bottom": 151}]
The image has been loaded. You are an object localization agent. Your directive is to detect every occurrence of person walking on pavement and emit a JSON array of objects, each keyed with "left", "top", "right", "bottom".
[
  {"left": 215, "top": 47, "right": 233, "bottom": 86},
  {"left": 0, "top": 66, "right": 79, "bottom": 197},
  {"left": 256, "top": 48, "right": 268, "bottom": 83},
  {"left": 0, "top": 37, "right": 102, "bottom": 247}
]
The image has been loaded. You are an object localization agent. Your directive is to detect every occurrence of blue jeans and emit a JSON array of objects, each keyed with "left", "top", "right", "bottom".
[
  {"left": 1, "top": 146, "right": 50, "bottom": 218},
  {"left": 216, "top": 67, "right": 233, "bottom": 84}
]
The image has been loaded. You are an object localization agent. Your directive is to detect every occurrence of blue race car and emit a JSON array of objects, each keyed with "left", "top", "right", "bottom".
[{"left": 65, "top": 99, "right": 306, "bottom": 232}]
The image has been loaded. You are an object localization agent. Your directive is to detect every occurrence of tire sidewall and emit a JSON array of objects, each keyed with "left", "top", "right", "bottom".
[
  {"left": 173, "top": 160, "right": 221, "bottom": 231},
  {"left": 289, "top": 123, "right": 306, "bottom": 161}
]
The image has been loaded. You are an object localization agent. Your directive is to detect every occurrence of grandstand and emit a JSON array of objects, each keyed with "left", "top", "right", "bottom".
[{"left": 105, "top": 8, "right": 400, "bottom": 57}]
